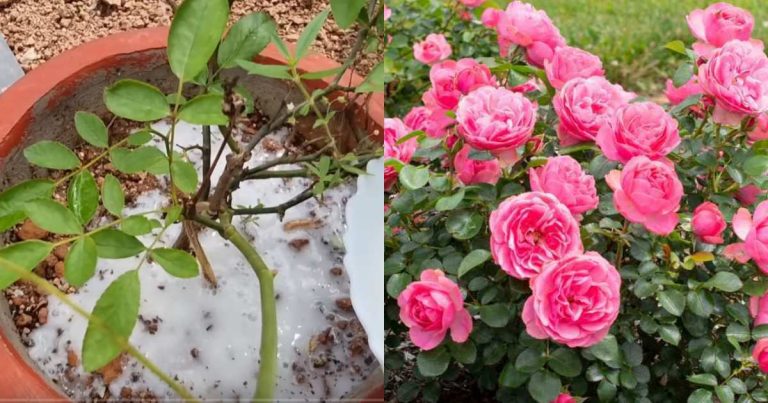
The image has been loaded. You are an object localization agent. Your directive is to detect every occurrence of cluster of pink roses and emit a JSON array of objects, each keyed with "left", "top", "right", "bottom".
[{"left": 388, "top": 0, "right": 768, "bottom": 379}]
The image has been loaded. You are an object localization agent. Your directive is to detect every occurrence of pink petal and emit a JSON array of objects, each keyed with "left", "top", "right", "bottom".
[
  {"left": 605, "top": 170, "right": 622, "bottom": 192},
  {"left": 723, "top": 242, "right": 750, "bottom": 264},
  {"left": 643, "top": 212, "right": 679, "bottom": 236},
  {"left": 522, "top": 297, "right": 548, "bottom": 340},
  {"left": 449, "top": 309, "right": 473, "bottom": 343},
  {"left": 712, "top": 104, "right": 745, "bottom": 126},
  {"left": 686, "top": 9, "right": 707, "bottom": 41},
  {"left": 733, "top": 208, "right": 752, "bottom": 241},
  {"left": 613, "top": 190, "right": 646, "bottom": 223},
  {"left": 409, "top": 328, "right": 447, "bottom": 350}
]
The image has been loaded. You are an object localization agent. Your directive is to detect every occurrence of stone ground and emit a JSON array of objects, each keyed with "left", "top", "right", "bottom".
[{"left": 0, "top": 0, "right": 379, "bottom": 74}]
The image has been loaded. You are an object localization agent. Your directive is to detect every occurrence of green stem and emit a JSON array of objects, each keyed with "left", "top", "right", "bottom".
[
  {"left": 54, "top": 137, "right": 130, "bottom": 187},
  {"left": 0, "top": 257, "right": 198, "bottom": 402},
  {"left": 52, "top": 209, "right": 162, "bottom": 247},
  {"left": 291, "top": 67, "right": 339, "bottom": 156},
  {"left": 194, "top": 215, "right": 277, "bottom": 401}
]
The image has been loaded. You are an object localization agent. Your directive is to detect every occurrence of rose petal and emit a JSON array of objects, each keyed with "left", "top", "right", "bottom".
[
  {"left": 409, "top": 328, "right": 447, "bottom": 351},
  {"left": 449, "top": 309, "right": 473, "bottom": 343},
  {"left": 723, "top": 242, "right": 750, "bottom": 264},
  {"left": 733, "top": 208, "right": 753, "bottom": 241}
]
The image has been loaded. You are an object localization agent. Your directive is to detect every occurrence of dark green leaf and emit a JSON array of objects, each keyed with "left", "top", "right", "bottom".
[
  {"left": 673, "top": 63, "right": 694, "bottom": 87},
  {"left": 688, "top": 373, "right": 718, "bottom": 386},
  {"left": 448, "top": 340, "right": 476, "bottom": 364},
  {"left": 587, "top": 334, "right": 621, "bottom": 368},
  {"left": 659, "top": 325, "right": 681, "bottom": 345},
  {"left": 102, "top": 174, "right": 124, "bottom": 216},
  {"left": 24, "top": 199, "right": 83, "bottom": 235},
  {"left": 178, "top": 94, "right": 228, "bottom": 125},
  {"left": 715, "top": 385, "right": 735, "bottom": 403},
  {"left": 68, "top": 171, "right": 99, "bottom": 224},
  {"left": 658, "top": 289, "right": 686, "bottom": 316},
  {"left": 687, "top": 290, "right": 714, "bottom": 318},
  {"left": 445, "top": 210, "right": 483, "bottom": 240},
  {"left": 515, "top": 347, "right": 546, "bottom": 373},
  {"left": 218, "top": 12, "right": 274, "bottom": 68},
  {"left": 457, "top": 249, "right": 491, "bottom": 278},
  {"left": 104, "top": 79, "right": 170, "bottom": 122},
  {"left": 0, "top": 179, "right": 55, "bottom": 232},
  {"left": 743, "top": 155, "right": 768, "bottom": 177},
  {"left": 91, "top": 229, "right": 145, "bottom": 259},
  {"left": 74, "top": 111, "right": 109, "bottom": 148},
  {"left": 499, "top": 361, "right": 529, "bottom": 388},
  {"left": 417, "top": 347, "right": 450, "bottom": 377},
  {"left": 386, "top": 273, "right": 411, "bottom": 298},
  {"left": 597, "top": 380, "right": 617, "bottom": 402},
  {"left": 150, "top": 248, "right": 199, "bottom": 278},
  {"left": 527, "top": 370, "right": 561, "bottom": 403},
  {"left": 398, "top": 165, "right": 429, "bottom": 190},
  {"left": 435, "top": 188, "right": 465, "bottom": 211},
  {"left": 167, "top": 0, "right": 229, "bottom": 81},
  {"left": 548, "top": 347, "right": 582, "bottom": 377},
  {"left": 479, "top": 303, "right": 509, "bottom": 328},
  {"left": 23, "top": 141, "right": 80, "bottom": 170},
  {"left": 82, "top": 270, "right": 140, "bottom": 372},
  {"left": 705, "top": 271, "right": 742, "bottom": 292},
  {"left": 65, "top": 237, "right": 98, "bottom": 287},
  {"left": 0, "top": 241, "right": 53, "bottom": 289},
  {"left": 396, "top": 381, "right": 420, "bottom": 402},
  {"left": 295, "top": 9, "right": 329, "bottom": 61}
]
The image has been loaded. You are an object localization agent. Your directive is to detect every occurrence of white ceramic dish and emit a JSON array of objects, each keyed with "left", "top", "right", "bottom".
[{"left": 343, "top": 158, "right": 384, "bottom": 367}]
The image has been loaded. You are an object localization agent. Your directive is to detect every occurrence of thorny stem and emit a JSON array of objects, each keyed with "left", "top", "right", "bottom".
[
  {"left": 192, "top": 214, "right": 277, "bottom": 401},
  {"left": 0, "top": 258, "right": 198, "bottom": 402}
]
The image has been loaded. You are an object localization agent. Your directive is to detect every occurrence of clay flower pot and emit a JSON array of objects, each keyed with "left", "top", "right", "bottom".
[{"left": 0, "top": 27, "right": 383, "bottom": 401}]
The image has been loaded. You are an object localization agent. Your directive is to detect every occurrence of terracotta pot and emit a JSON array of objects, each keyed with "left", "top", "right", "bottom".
[{"left": 0, "top": 27, "right": 383, "bottom": 401}]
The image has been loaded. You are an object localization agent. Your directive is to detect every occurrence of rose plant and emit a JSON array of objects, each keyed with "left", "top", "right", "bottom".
[{"left": 385, "top": 1, "right": 768, "bottom": 402}]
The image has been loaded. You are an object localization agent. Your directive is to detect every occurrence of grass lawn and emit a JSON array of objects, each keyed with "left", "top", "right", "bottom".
[{"left": 527, "top": 0, "right": 768, "bottom": 94}]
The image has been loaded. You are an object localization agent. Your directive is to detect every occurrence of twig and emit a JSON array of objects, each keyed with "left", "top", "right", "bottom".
[{"left": 232, "top": 184, "right": 317, "bottom": 218}]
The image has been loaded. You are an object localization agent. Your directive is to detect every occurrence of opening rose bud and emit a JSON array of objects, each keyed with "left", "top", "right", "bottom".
[
  {"left": 687, "top": 2, "right": 757, "bottom": 58},
  {"left": 596, "top": 101, "right": 680, "bottom": 164},
  {"left": 384, "top": 118, "right": 418, "bottom": 190},
  {"left": 413, "top": 33, "right": 452, "bottom": 65},
  {"left": 691, "top": 202, "right": 726, "bottom": 244},
  {"left": 753, "top": 339, "right": 768, "bottom": 373},
  {"left": 453, "top": 145, "right": 502, "bottom": 185},
  {"left": 544, "top": 46, "right": 604, "bottom": 90},
  {"left": 528, "top": 155, "right": 598, "bottom": 217}
]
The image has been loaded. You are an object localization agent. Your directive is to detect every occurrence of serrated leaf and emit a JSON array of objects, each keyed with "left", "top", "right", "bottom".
[
  {"left": 82, "top": 270, "right": 140, "bottom": 372},
  {"left": 23, "top": 141, "right": 80, "bottom": 170},
  {"left": 74, "top": 111, "right": 108, "bottom": 148},
  {"left": 479, "top": 303, "right": 509, "bottom": 328},
  {"left": 178, "top": 94, "right": 228, "bottom": 125},
  {"left": 24, "top": 199, "right": 82, "bottom": 235},
  {"left": 237, "top": 60, "right": 293, "bottom": 79},
  {"left": 171, "top": 160, "right": 199, "bottom": 194},
  {"left": 457, "top": 249, "right": 491, "bottom": 278},
  {"left": 167, "top": 0, "right": 229, "bottom": 81},
  {"left": 658, "top": 289, "right": 686, "bottom": 316},
  {"left": 0, "top": 241, "right": 53, "bottom": 289},
  {"left": 218, "top": 12, "right": 274, "bottom": 68},
  {"left": 150, "top": 248, "right": 199, "bottom": 278},
  {"left": 90, "top": 229, "right": 144, "bottom": 259},
  {"left": 101, "top": 174, "right": 124, "bottom": 216},
  {"left": 515, "top": 347, "right": 546, "bottom": 373},
  {"left": 295, "top": 9, "right": 330, "bottom": 61},
  {"left": 65, "top": 237, "right": 98, "bottom": 287},
  {"left": 104, "top": 79, "right": 170, "bottom": 122},
  {"left": 68, "top": 170, "right": 99, "bottom": 224}
]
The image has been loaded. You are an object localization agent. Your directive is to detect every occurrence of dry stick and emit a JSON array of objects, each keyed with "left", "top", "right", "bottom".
[
  {"left": 184, "top": 220, "right": 217, "bottom": 286},
  {"left": 232, "top": 184, "right": 317, "bottom": 218},
  {"left": 0, "top": 258, "right": 198, "bottom": 402}
]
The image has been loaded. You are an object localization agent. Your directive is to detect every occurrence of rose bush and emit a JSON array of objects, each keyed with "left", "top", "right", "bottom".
[{"left": 385, "top": 1, "right": 768, "bottom": 402}]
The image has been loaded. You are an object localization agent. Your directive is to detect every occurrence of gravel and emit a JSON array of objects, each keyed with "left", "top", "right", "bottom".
[{"left": 0, "top": 0, "right": 380, "bottom": 74}]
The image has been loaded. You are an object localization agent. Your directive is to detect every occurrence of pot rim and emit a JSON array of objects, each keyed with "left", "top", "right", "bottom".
[{"left": 0, "top": 26, "right": 383, "bottom": 401}]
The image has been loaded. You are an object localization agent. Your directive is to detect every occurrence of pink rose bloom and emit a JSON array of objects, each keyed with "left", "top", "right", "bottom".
[
  {"left": 510, "top": 77, "right": 543, "bottom": 94},
  {"left": 460, "top": 0, "right": 484, "bottom": 7},
  {"left": 413, "top": 34, "right": 452, "bottom": 65},
  {"left": 553, "top": 76, "right": 635, "bottom": 146},
  {"left": 698, "top": 40, "right": 768, "bottom": 126},
  {"left": 424, "top": 59, "right": 496, "bottom": 110},
  {"left": 544, "top": 46, "right": 604, "bottom": 89},
  {"left": 397, "top": 269, "right": 473, "bottom": 350},
  {"left": 692, "top": 202, "right": 726, "bottom": 244},
  {"left": 523, "top": 252, "right": 621, "bottom": 348},
  {"left": 749, "top": 114, "right": 768, "bottom": 142},
  {"left": 552, "top": 393, "right": 577, "bottom": 403},
  {"left": 687, "top": 2, "right": 756, "bottom": 58},
  {"left": 489, "top": 192, "right": 583, "bottom": 279},
  {"left": 456, "top": 86, "right": 537, "bottom": 162},
  {"left": 404, "top": 106, "right": 454, "bottom": 138},
  {"left": 494, "top": 1, "right": 566, "bottom": 66},
  {"left": 453, "top": 145, "right": 502, "bottom": 185},
  {"left": 384, "top": 118, "right": 418, "bottom": 190},
  {"left": 596, "top": 102, "right": 681, "bottom": 164},
  {"left": 754, "top": 339, "right": 768, "bottom": 373},
  {"left": 384, "top": 6, "right": 391, "bottom": 21},
  {"left": 481, "top": 8, "right": 503, "bottom": 28},
  {"left": 529, "top": 156, "right": 598, "bottom": 217},
  {"left": 750, "top": 292, "right": 768, "bottom": 326},
  {"left": 605, "top": 156, "right": 683, "bottom": 235},
  {"left": 730, "top": 202, "right": 768, "bottom": 273},
  {"left": 665, "top": 77, "right": 703, "bottom": 105}
]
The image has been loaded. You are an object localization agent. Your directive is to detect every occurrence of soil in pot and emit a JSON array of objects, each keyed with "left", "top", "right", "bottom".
[{"left": 4, "top": 118, "right": 379, "bottom": 401}]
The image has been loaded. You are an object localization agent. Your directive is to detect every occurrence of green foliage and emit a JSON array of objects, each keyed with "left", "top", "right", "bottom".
[
  {"left": 23, "top": 141, "right": 81, "bottom": 170},
  {"left": 217, "top": 12, "right": 275, "bottom": 69},
  {"left": 65, "top": 237, "right": 98, "bottom": 287},
  {"left": 330, "top": 0, "right": 367, "bottom": 28},
  {"left": 178, "top": 94, "right": 228, "bottom": 125},
  {"left": 82, "top": 270, "right": 140, "bottom": 371},
  {"left": 104, "top": 80, "right": 170, "bottom": 122},
  {"left": 68, "top": 171, "right": 99, "bottom": 224},
  {"left": 0, "top": 241, "right": 53, "bottom": 289},
  {"left": 74, "top": 112, "right": 109, "bottom": 148},
  {"left": 101, "top": 174, "right": 124, "bottom": 216},
  {"left": 90, "top": 229, "right": 144, "bottom": 258},
  {"left": 24, "top": 199, "right": 83, "bottom": 235},
  {"left": 295, "top": 9, "right": 330, "bottom": 62},
  {"left": 236, "top": 61, "right": 292, "bottom": 80},
  {"left": 167, "top": 0, "right": 229, "bottom": 82},
  {"left": 150, "top": 248, "right": 199, "bottom": 278}
]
